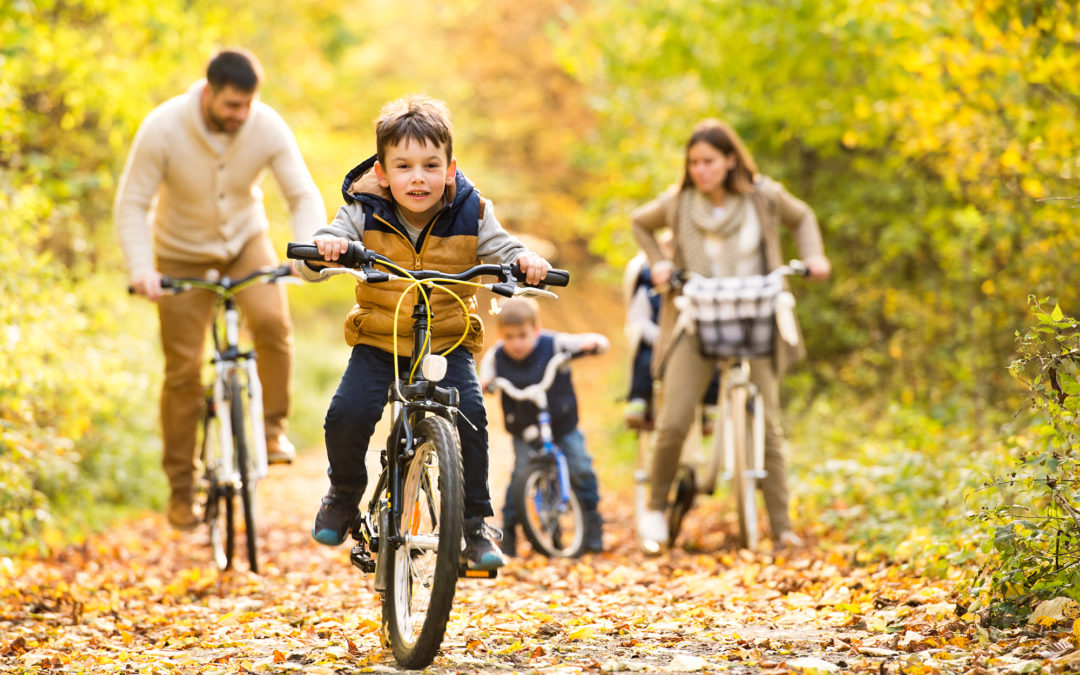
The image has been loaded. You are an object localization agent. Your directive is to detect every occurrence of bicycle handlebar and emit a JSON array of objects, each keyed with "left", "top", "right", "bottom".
[
  {"left": 670, "top": 259, "right": 809, "bottom": 291},
  {"left": 128, "top": 264, "right": 294, "bottom": 296},
  {"left": 286, "top": 241, "right": 570, "bottom": 289},
  {"left": 487, "top": 348, "right": 596, "bottom": 401}
]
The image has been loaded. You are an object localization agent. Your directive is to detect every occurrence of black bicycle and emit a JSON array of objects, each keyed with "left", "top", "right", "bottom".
[
  {"left": 287, "top": 241, "right": 568, "bottom": 668},
  {"left": 134, "top": 265, "right": 294, "bottom": 572}
]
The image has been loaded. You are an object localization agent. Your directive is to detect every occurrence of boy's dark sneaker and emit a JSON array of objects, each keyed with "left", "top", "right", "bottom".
[
  {"left": 499, "top": 523, "right": 517, "bottom": 558},
  {"left": 311, "top": 486, "right": 362, "bottom": 547},
  {"left": 462, "top": 517, "right": 508, "bottom": 570},
  {"left": 584, "top": 510, "right": 604, "bottom": 553}
]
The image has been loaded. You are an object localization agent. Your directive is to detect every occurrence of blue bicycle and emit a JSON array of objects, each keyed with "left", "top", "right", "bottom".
[{"left": 487, "top": 349, "right": 590, "bottom": 558}]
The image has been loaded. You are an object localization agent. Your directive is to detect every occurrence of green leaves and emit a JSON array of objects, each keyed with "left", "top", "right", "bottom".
[{"left": 973, "top": 299, "right": 1080, "bottom": 608}]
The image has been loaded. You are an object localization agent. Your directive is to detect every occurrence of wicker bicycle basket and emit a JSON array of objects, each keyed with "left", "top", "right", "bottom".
[{"left": 680, "top": 274, "right": 782, "bottom": 358}]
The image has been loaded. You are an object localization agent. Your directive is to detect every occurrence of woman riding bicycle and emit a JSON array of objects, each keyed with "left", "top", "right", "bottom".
[{"left": 632, "top": 118, "right": 830, "bottom": 552}]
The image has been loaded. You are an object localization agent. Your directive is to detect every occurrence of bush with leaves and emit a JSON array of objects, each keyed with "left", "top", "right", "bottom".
[{"left": 972, "top": 299, "right": 1080, "bottom": 609}]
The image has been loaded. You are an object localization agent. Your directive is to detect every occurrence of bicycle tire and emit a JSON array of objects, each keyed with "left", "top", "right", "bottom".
[
  {"left": 230, "top": 372, "right": 259, "bottom": 573},
  {"left": 633, "top": 428, "right": 651, "bottom": 549},
  {"left": 519, "top": 455, "right": 586, "bottom": 558},
  {"left": 202, "top": 408, "right": 235, "bottom": 571},
  {"left": 729, "top": 386, "right": 759, "bottom": 550},
  {"left": 384, "top": 415, "right": 463, "bottom": 669}
]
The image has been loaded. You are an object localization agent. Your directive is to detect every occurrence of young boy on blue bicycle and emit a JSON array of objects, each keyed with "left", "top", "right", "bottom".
[
  {"left": 479, "top": 297, "right": 609, "bottom": 556},
  {"left": 295, "top": 94, "right": 551, "bottom": 570}
]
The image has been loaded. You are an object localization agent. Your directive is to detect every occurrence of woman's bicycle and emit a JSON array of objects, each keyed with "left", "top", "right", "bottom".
[
  {"left": 649, "top": 261, "right": 807, "bottom": 551},
  {"left": 486, "top": 348, "right": 594, "bottom": 558},
  {"left": 136, "top": 265, "right": 294, "bottom": 573},
  {"left": 286, "top": 241, "right": 568, "bottom": 668}
]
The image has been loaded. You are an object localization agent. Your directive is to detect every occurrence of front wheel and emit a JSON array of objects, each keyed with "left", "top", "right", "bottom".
[
  {"left": 729, "top": 387, "right": 759, "bottom": 550},
  {"left": 202, "top": 405, "right": 235, "bottom": 571},
  {"left": 383, "top": 415, "right": 463, "bottom": 669},
  {"left": 519, "top": 455, "right": 586, "bottom": 558},
  {"left": 230, "top": 372, "right": 259, "bottom": 573}
]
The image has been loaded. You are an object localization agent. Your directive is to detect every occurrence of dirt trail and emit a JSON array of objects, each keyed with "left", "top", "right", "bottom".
[
  {"left": 3, "top": 442, "right": 1074, "bottom": 674},
  {"left": 2, "top": 285, "right": 1076, "bottom": 673}
]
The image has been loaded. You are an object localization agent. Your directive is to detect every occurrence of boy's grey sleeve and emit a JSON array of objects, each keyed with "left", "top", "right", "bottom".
[
  {"left": 553, "top": 332, "right": 611, "bottom": 355},
  {"left": 475, "top": 199, "right": 528, "bottom": 264},
  {"left": 295, "top": 204, "right": 367, "bottom": 282}
]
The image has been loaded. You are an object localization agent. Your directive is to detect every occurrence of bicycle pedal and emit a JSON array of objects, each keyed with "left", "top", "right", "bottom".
[
  {"left": 349, "top": 545, "right": 376, "bottom": 574},
  {"left": 458, "top": 566, "right": 498, "bottom": 579}
]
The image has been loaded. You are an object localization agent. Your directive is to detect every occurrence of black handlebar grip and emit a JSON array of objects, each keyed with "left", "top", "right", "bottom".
[
  {"left": 286, "top": 242, "right": 323, "bottom": 261},
  {"left": 510, "top": 263, "right": 570, "bottom": 287},
  {"left": 286, "top": 241, "right": 372, "bottom": 268},
  {"left": 128, "top": 278, "right": 177, "bottom": 294}
]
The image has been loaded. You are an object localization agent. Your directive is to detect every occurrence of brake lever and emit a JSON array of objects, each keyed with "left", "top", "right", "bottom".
[{"left": 514, "top": 287, "right": 559, "bottom": 300}]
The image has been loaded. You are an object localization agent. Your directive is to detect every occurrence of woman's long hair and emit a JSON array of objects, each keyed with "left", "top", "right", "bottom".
[{"left": 679, "top": 119, "right": 758, "bottom": 195}]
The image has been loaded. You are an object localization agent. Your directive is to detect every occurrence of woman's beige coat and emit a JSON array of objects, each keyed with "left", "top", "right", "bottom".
[{"left": 631, "top": 177, "right": 824, "bottom": 377}]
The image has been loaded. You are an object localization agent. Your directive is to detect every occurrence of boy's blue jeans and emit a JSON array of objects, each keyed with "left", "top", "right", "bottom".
[
  {"left": 502, "top": 427, "right": 600, "bottom": 528},
  {"left": 324, "top": 344, "right": 493, "bottom": 520}
]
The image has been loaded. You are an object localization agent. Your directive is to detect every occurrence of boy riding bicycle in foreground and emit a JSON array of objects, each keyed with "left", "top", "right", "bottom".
[
  {"left": 294, "top": 95, "right": 551, "bottom": 570},
  {"left": 479, "top": 298, "right": 609, "bottom": 556}
]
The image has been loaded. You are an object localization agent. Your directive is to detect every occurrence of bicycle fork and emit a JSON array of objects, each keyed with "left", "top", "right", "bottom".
[
  {"left": 719, "top": 362, "right": 767, "bottom": 485},
  {"left": 535, "top": 411, "right": 572, "bottom": 509}
]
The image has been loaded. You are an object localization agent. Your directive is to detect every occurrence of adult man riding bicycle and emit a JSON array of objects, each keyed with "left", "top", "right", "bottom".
[{"left": 114, "top": 48, "right": 326, "bottom": 530}]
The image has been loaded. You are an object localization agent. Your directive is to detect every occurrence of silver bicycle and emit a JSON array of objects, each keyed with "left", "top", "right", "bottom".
[
  {"left": 147, "top": 265, "right": 294, "bottom": 572},
  {"left": 661, "top": 261, "right": 807, "bottom": 551}
]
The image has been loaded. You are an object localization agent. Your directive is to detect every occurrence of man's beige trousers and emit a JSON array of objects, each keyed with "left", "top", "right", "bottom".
[{"left": 156, "top": 232, "right": 292, "bottom": 493}]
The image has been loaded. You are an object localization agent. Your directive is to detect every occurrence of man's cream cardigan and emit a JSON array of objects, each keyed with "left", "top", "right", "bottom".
[{"left": 114, "top": 81, "right": 325, "bottom": 280}]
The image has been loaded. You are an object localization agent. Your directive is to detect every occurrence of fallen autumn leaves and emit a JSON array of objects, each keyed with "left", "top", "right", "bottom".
[{"left": 1, "top": 453, "right": 1077, "bottom": 674}]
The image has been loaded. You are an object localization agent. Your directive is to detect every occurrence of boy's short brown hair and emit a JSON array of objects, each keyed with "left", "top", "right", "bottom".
[
  {"left": 375, "top": 94, "right": 453, "bottom": 165},
  {"left": 496, "top": 297, "right": 540, "bottom": 328}
]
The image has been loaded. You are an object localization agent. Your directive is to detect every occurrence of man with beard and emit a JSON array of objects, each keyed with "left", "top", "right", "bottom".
[{"left": 115, "top": 48, "right": 325, "bottom": 530}]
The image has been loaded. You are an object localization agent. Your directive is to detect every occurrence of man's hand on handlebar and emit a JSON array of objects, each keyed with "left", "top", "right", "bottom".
[
  {"left": 515, "top": 251, "right": 551, "bottom": 286},
  {"left": 130, "top": 270, "right": 165, "bottom": 301}
]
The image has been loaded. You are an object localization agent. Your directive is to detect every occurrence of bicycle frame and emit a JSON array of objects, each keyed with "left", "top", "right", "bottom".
[
  {"left": 208, "top": 293, "right": 268, "bottom": 485},
  {"left": 373, "top": 297, "right": 462, "bottom": 585},
  {"left": 712, "top": 360, "right": 765, "bottom": 493}
]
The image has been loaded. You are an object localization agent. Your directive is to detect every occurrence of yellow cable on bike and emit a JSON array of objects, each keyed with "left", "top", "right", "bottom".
[
  {"left": 390, "top": 280, "right": 432, "bottom": 384},
  {"left": 369, "top": 260, "right": 430, "bottom": 385},
  {"left": 374, "top": 259, "right": 486, "bottom": 381},
  {"left": 427, "top": 280, "right": 487, "bottom": 356}
]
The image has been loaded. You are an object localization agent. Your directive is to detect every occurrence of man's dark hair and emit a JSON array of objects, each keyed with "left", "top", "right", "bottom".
[{"left": 206, "top": 48, "right": 263, "bottom": 92}]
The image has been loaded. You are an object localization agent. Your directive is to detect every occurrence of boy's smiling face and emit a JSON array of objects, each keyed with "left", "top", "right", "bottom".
[{"left": 374, "top": 138, "right": 457, "bottom": 227}]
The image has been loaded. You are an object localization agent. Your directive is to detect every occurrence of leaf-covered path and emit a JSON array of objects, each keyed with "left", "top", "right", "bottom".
[{"left": 2, "top": 451, "right": 1077, "bottom": 674}]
